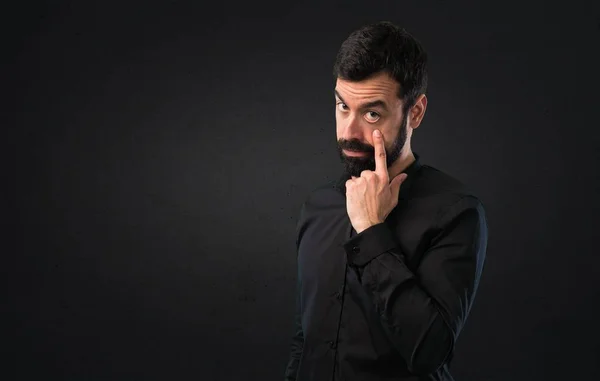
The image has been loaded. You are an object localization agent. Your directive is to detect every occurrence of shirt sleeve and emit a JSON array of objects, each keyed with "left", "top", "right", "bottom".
[
  {"left": 342, "top": 195, "right": 488, "bottom": 375},
  {"left": 283, "top": 275, "right": 304, "bottom": 381},
  {"left": 283, "top": 203, "right": 307, "bottom": 381}
]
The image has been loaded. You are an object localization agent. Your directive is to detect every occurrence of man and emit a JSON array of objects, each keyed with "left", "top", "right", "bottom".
[{"left": 283, "top": 21, "right": 488, "bottom": 381}]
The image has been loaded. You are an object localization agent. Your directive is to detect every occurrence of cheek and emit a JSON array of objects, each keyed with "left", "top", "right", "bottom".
[{"left": 385, "top": 115, "right": 402, "bottom": 133}]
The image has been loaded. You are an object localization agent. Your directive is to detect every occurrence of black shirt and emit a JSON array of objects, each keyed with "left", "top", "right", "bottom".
[{"left": 283, "top": 152, "right": 488, "bottom": 381}]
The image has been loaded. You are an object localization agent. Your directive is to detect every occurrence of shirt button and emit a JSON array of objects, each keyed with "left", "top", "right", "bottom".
[
  {"left": 327, "top": 340, "right": 337, "bottom": 349},
  {"left": 352, "top": 246, "right": 360, "bottom": 254},
  {"left": 335, "top": 292, "right": 342, "bottom": 301}
]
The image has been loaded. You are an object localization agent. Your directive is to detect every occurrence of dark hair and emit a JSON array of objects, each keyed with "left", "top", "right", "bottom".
[{"left": 333, "top": 21, "right": 428, "bottom": 113}]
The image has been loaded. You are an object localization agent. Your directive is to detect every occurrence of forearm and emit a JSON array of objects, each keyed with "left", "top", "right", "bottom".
[
  {"left": 284, "top": 275, "right": 304, "bottom": 381},
  {"left": 351, "top": 251, "right": 455, "bottom": 374},
  {"left": 344, "top": 196, "right": 487, "bottom": 374},
  {"left": 283, "top": 330, "right": 303, "bottom": 381}
]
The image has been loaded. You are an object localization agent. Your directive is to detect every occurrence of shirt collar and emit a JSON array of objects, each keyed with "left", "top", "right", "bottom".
[{"left": 334, "top": 151, "right": 422, "bottom": 200}]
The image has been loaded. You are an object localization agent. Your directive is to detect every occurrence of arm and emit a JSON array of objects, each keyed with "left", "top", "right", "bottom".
[
  {"left": 343, "top": 195, "right": 488, "bottom": 375},
  {"left": 283, "top": 275, "right": 304, "bottom": 381},
  {"left": 284, "top": 204, "right": 307, "bottom": 381}
]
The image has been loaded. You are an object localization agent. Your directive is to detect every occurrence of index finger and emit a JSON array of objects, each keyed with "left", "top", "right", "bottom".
[{"left": 373, "top": 129, "right": 388, "bottom": 179}]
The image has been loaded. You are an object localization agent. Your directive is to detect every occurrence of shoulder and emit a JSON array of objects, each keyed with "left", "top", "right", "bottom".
[
  {"left": 412, "top": 164, "right": 483, "bottom": 202},
  {"left": 299, "top": 178, "right": 345, "bottom": 211},
  {"left": 411, "top": 164, "right": 487, "bottom": 224}
]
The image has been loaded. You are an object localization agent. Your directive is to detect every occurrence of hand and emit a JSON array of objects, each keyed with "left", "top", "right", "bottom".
[{"left": 345, "top": 129, "right": 408, "bottom": 234}]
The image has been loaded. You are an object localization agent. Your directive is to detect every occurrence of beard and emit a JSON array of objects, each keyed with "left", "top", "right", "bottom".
[{"left": 337, "top": 113, "right": 408, "bottom": 178}]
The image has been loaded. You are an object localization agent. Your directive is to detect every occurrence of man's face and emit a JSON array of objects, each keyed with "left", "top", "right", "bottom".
[{"left": 335, "top": 71, "right": 407, "bottom": 178}]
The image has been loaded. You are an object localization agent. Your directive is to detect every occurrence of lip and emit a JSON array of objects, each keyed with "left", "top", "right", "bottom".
[{"left": 343, "top": 149, "right": 369, "bottom": 157}]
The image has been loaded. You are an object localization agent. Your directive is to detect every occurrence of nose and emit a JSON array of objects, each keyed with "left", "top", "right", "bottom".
[{"left": 342, "top": 113, "right": 364, "bottom": 140}]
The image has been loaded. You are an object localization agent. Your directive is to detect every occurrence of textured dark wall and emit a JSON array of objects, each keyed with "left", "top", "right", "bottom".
[{"left": 6, "top": 1, "right": 600, "bottom": 380}]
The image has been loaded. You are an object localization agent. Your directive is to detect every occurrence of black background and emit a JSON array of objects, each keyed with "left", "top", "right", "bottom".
[{"left": 6, "top": 1, "right": 600, "bottom": 380}]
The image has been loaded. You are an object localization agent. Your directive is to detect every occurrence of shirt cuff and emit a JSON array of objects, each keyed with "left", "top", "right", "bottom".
[{"left": 343, "top": 222, "right": 399, "bottom": 267}]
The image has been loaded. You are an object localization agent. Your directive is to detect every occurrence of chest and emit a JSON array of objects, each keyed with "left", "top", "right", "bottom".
[
  {"left": 297, "top": 200, "right": 438, "bottom": 283},
  {"left": 297, "top": 212, "right": 351, "bottom": 291}
]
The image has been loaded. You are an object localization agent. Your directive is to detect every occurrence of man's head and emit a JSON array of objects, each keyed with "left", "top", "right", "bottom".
[{"left": 333, "top": 21, "right": 428, "bottom": 178}]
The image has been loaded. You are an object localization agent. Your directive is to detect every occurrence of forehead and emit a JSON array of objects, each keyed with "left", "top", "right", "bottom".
[{"left": 335, "top": 72, "right": 400, "bottom": 104}]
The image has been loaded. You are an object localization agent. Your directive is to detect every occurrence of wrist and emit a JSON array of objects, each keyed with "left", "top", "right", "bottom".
[{"left": 355, "top": 220, "right": 383, "bottom": 234}]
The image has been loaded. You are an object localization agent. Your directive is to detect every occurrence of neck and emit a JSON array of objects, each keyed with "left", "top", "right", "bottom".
[{"left": 387, "top": 147, "right": 415, "bottom": 181}]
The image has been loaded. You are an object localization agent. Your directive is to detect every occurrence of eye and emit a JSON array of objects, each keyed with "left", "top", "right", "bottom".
[
  {"left": 336, "top": 102, "right": 348, "bottom": 111},
  {"left": 365, "top": 111, "right": 380, "bottom": 122}
]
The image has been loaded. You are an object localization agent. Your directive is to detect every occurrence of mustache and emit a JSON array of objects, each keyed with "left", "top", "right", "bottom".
[{"left": 339, "top": 140, "right": 374, "bottom": 153}]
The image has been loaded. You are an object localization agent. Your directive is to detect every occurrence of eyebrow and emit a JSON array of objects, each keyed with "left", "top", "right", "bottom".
[{"left": 334, "top": 89, "right": 389, "bottom": 112}]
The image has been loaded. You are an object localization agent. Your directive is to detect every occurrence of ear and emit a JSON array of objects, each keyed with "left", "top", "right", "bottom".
[{"left": 409, "top": 94, "right": 427, "bottom": 129}]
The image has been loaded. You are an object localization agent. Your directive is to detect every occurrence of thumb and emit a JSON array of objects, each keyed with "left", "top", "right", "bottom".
[{"left": 390, "top": 173, "right": 408, "bottom": 197}]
